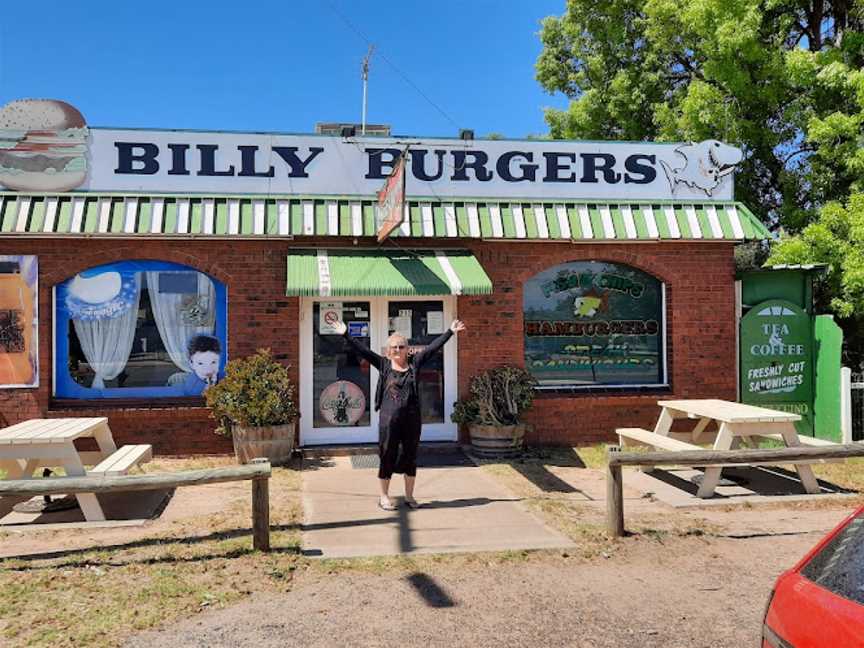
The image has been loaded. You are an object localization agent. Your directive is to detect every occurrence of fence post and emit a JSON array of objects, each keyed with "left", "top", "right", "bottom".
[
  {"left": 841, "top": 367, "right": 852, "bottom": 444},
  {"left": 250, "top": 458, "right": 271, "bottom": 552},
  {"left": 606, "top": 445, "right": 624, "bottom": 538}
]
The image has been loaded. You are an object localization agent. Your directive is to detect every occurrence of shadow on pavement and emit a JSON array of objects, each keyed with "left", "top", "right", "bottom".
[{"left": 644, "top": 465, "right": 856, "bottom": 499}]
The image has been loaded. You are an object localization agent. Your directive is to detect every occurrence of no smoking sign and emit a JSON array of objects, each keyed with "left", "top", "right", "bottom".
[{"left": 319, "top": 302, "right": 343, "bottom": 334}]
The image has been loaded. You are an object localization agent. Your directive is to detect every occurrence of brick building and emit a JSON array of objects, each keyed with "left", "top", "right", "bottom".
[{"left": 0, "top": 100, "right": 768, "bottom": 454}]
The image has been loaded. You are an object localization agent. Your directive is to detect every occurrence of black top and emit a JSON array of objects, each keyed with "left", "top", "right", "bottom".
[{"left": 342, "top": 329, "right": 454, "bottom": 412}]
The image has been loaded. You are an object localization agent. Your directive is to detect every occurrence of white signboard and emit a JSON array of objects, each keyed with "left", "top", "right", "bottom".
[
  {"left": 0, "top": 99, "right": 742, "bottom": 200},
  {"left": 79, "top": 130, "right": 740, "bottom": 200}
]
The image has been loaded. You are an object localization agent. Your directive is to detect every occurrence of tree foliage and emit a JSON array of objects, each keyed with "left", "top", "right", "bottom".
[
  {"left": 536, "top": 0, "right": 864, "bottom": 231},
  {"left": 767, "top": 193, "right": 864, "bottom": 366}
]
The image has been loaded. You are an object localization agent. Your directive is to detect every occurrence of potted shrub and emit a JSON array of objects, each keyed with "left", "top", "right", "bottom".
[
  {"left": 451, "top": 365, "right": 537, "bottom": 456},
  {"left": 205, "top": 349, "right": 299, "bottom": 465}
]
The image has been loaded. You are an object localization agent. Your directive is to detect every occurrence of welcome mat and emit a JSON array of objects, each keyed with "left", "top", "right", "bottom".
[{"left": 349, "top": 450, "right": 474, "bottom": 470}]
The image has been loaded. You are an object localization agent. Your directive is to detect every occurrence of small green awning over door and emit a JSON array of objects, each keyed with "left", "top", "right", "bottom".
[{"left": 286, "top": 249, "right": 493, "bottom": 296}]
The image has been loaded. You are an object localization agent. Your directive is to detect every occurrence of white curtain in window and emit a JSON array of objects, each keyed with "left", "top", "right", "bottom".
[
  {"left": 73, "top": 275, "right": 142, "bottom": 389},
  {"left": 145, "top": 272, "right": 216, "bottom": 373}
]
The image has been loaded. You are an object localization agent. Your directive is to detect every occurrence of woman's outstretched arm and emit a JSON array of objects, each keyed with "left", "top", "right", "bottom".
[
  {"left": 413, "top": 319, "right": 465, "bottom": 368},
  {"left": 333, "top": 320, "right": 385, "bottom": 370}
]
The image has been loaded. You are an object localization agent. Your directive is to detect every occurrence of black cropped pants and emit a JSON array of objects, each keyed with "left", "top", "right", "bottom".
[{"left": 377, "top": 405, "right": 422, "bottom": 479}]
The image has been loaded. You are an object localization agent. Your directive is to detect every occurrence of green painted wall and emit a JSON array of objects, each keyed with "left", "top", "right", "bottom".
[
  {"left": 813, "top": 315, "right": 844, "bottom": 442},
  {"left": 741, "top": 270, "right": 814, "bottom": 314}
]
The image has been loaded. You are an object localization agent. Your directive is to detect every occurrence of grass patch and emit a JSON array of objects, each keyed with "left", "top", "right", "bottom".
[
  {"left": 0, "top": 550, "right": 303, "bottom": 646},
  {"left": 813, "top": 457, "right": 864, "bottom": 492},
  {"left": 310, "top": 545, "right": 584, "bottom": 578},
  {"left": 0, "top": 456, "right": 304, "bottom": 648},
  {"left": 573, "top": 444, "right": 609, "bottom": 470}
]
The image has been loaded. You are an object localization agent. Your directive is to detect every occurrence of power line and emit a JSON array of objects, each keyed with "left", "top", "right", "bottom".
[{"left": 325, "top": 1, "right": 462, "bottom": 131}]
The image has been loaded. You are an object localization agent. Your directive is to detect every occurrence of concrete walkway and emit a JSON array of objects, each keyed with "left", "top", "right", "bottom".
[{"left": 301, "top": 452, "right": 574, "bottom": 558}]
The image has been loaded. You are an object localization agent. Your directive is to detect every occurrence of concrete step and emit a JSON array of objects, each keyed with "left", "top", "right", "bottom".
[{"left": 301, "top": 441, "right": 466, "bottom": 459}]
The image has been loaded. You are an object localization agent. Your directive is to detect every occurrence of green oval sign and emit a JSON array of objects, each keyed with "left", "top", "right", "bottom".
[{"left": 740, "top": 299, "right": 813, "bottom": 435}]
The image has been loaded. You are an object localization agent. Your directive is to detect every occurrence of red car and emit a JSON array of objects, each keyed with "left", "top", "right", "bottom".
[{"left": 763, "top": 505, "right": 864, "bottom": 647}]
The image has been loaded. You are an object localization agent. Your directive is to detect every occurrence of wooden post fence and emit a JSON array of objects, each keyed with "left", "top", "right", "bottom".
[
  {"left": 0, "top": 460, "right": 273, "bottom": 551},
  {"left": 606, "top": 443, "right": 864, "bottom": 538},
  {"left": 250, "top": 458, "right": 270, "bottom": 551}
]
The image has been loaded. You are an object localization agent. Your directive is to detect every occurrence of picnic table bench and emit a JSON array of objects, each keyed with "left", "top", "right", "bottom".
[
  {"left": 0, "top": 418, "right": 152, "bottom": 520},
  {"left": 616, "top": 399, "right": 836, "bottom": 498}
]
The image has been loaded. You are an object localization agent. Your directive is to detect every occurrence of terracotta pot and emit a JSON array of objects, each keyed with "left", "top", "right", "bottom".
[
  {"left": 468, "top": 423, "right": 526, "bottom": 457},
  {"left": 232, "top": 422, "right": 296, "bottom": 465}
]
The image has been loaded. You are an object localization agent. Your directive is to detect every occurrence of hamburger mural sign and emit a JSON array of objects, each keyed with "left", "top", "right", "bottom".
[{"left": 0, "top": 99, "right": 89, "bottom": 192}]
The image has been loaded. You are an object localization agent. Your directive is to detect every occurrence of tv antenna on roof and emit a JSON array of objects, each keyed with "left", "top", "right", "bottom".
[{"left": 361, "top": 45, "right": 375, "bottom": 136}]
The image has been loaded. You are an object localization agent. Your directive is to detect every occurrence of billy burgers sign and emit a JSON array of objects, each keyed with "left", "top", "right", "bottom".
[{"left": 0, "top": 98, "right": 743, "bottom": 201}]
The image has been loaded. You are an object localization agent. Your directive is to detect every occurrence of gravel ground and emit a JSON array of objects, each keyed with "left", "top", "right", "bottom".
[{"left": 124, "top": 530, "right": 826, "bottom": 648}]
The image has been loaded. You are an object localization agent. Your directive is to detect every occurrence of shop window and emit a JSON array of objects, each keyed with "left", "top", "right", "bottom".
[
  {"left": 54, "top": 260, "right": 227, "bottom": 399},
  {"left": 523, "top": 261, "right": 665, "bottom": 389}
]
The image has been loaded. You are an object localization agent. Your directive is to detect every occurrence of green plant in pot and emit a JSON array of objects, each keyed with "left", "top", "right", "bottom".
[
  {"left": 205, "top": 349, "right": 299, "bottom": 465},
  {"left": 451, "top": 365, "right": 536, "bottom": 456}
]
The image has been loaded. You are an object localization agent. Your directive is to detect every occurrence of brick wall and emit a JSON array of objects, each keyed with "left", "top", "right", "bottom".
[
  {"left": 456, "top": 241, "right": 737, "bottom": 445},
  {"left": 0, "top": 239, "right": 300, "bottom": 455},
  {"left": 0, "top": 238, "right": 736, "bottom": 453}
]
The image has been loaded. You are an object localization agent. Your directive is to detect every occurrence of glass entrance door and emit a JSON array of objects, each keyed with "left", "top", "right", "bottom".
[
  {"left": 299, "top": 296, "right": 458, "bottom": 446},
  {"left": 387, "top": 300, "right": 446, "bottom": 424},
  {"left": 379, "top": 296, "right": 457, "bottom": 442},
  {"left": 301, "top": 300, "right": 377, "bottom": 445}
]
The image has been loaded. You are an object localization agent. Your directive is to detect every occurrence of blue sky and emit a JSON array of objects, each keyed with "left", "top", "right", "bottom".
[{"left": 0, "top": 1, "right": 569, "bottom": 138}]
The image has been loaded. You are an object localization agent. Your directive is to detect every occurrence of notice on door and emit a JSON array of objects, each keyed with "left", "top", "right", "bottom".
[
  {"left": 319, "top": 302, "right": 343, "bottom": 334},
  {"left": 390, "top": 316, "right": 412, "bottom": 339},
  {"left": 427, "top": 311, "right": 444, "bottom": 335}
]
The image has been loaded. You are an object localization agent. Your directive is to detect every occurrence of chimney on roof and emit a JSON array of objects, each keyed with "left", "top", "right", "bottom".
[{"left": 315, "top": 122, "right": 391, "bottom": 137}]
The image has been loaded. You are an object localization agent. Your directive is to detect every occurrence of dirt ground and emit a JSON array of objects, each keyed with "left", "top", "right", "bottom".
[
  {"left": 1, "top": 453, "right": 861, "bottom": 647},
  {"left": 122, "top": 530, "right": 835, "bottom": 648}
]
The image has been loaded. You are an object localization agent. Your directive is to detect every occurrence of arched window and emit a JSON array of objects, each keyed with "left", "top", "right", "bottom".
[
  {"left": 523, "top": 260, "right": 666, "bottom": 389},
  {"left": 54, "top": 260, "right": 227, "bottom": 399}
]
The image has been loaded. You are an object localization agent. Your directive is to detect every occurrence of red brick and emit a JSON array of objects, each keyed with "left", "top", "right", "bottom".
[{"left": 0, "top": 238, "right": 736, "bottom": 453}]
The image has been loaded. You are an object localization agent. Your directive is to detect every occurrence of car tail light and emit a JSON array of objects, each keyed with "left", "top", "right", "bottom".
[
  {"left": 762, "top": 587, "right": 774, "bottom": 623},
  {"left": 762, "top": 623, "right": 794, "bottom": 648},
  {"left": 761, "top": 588, "right": 795, "bottom": 648}
]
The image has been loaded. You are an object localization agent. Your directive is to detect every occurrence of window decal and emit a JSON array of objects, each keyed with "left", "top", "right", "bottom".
[
  {"left": 54, "top": 260, "right": 227, "bottom": 399},
  {"left": 523, "top": 261, "right": 664, "bottom": 388}
]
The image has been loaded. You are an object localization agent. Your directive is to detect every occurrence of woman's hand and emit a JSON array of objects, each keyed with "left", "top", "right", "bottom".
[
  {"left": 449, "top": 319, "right": 466, "bottom": 334},
  {"left": 332, "top": 320, "right": 348, "bottom": 336}
]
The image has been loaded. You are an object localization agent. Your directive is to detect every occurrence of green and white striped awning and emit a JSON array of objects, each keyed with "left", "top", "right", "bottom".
[
  {"left": 286, "top": 249, "right": 493, "bottom": 296},
  {"left": 0, "top": 193, "right": 771, "bottom": 241}
]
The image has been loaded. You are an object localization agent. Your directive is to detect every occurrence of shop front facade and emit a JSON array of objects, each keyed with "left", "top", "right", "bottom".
[{"left": 0, "top": 100, "right": 769, "bottom": 454}]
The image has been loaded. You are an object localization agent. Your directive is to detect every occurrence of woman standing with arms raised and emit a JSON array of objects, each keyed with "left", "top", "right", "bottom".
[{"left": 333, "top": 318, "right": 465, "bottom": 510}]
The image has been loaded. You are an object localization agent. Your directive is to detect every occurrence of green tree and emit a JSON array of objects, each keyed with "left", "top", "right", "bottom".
[
  {"left": 536, "top": 0, "right": 864, "bottom": 231},
  {"left": 767, "top": 193, "right": 864, "bottom": 367}
]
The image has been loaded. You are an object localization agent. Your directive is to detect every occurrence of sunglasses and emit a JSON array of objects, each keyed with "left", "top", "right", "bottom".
[{"left": 389, "top": 344, "right": 406, "bottom": 350}]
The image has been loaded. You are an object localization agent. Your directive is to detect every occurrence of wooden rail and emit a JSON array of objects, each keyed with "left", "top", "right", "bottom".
[
  {"left": 606, "top": 444, "right": 864, "bottom": 538},
  {"left": 0, "top": 458, "right": 273, "bottom": 551}
]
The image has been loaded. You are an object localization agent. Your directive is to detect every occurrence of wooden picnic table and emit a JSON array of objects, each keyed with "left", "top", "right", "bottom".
[
  {"left": 0, "top": 417, "right": 117, "bottom": 521},
  {"left": 654, "top": 399, "right": 820, "bottom": 498}
]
